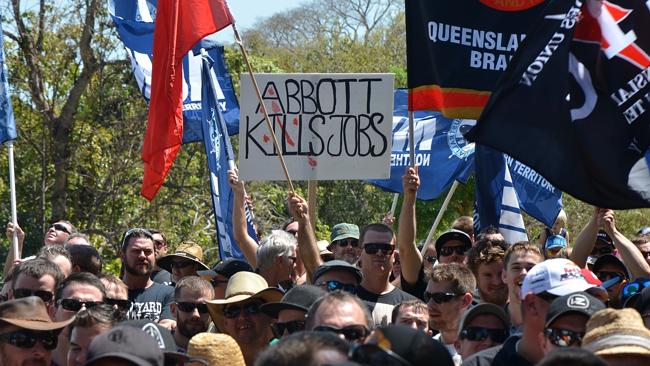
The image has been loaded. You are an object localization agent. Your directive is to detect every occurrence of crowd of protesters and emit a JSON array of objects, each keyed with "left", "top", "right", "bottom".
[{"left": 1, "top": 167, "right": 650, "bottom": 366}]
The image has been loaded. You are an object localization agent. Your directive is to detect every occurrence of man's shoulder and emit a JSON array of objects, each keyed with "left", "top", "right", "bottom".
[
  {"left": 461, "top": 344, "right": 502, "bottom": 366},
  {"left": 357, "top": 285, "right": 417, "bottom": 304}
]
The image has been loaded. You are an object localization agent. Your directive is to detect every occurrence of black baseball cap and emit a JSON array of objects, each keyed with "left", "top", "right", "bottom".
[
  {"left": 435, "top": 229, "right": 472, "bottom": 258},
  {"left": 84, "top": 326, "right": 164, "bottom": 366},
  {"left": 593, "top": 254, "right": 630, "bottom": 279},
  {"left": 260, "top": 285, "right": 327, "bottom": 318},
  {"left": 595, "top": 230, "right": 614, "bottom": 247},
  {"left": 545, "top": 292, "right": 606, "bottom": 328},
  {"left": 120, "top": 320, "right": 189, "bottom": 364},
  {"left": 197, "top": 258, "right": 254, "bottom": 279},
  {"left": 312, "top": 260, "right": 362, "bottom": 284}
]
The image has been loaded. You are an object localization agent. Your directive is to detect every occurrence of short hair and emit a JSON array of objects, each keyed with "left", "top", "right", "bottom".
[
  {"left": 391, "top": 299, "right": 428, "bottom": 324},
  {"left": 68, "top": 245, "right": 102, "bottom": 275},
  {"left": 148, "top": 229, "right": 168, "bottom": 246},
  {"left": 256, "top": 230, "right": 297, "bottom": 271},
  {"left": 37, "top": 245, "right": 71, "bottom": 261},
  {"left": 174, "top": 276, "right": 214, "bottom": 300},
  {"left": 255, "top": 331, "right": 349, "bottom": 366},
  {"left": 97, "top": 273, "right": 128, "bottom": 297},
  {"left": 306, "top": 290, "right": 373, "bottom": 330},
  {"left": 536, "top": 347, "right": 607, "bottom": 366},
  {"left": 466, "top": 239, "right": 508, "bottom": 275},
  {"left": 280, "top": 218, "right": 296, "bottom": 231},
  {"left": 430, "top": 263, "right": 476, "bottom": 294},
  {"left": 503, "top": 241, "right": 542, "bottom": 269},
  {"left": 68, "top": 303, "right": 122, "bottom": 339},
  {"left": 12, "top": 258, "right": 64, "bottom": 290},
  {"left": 359, "top": 223, "right": 394, "bottom": 245},
  {"left": 55, "top": 272, "right": 106, "bottom": 302},
  {"left": 120, "top": 228, "right": 154, "bottom": 251},
  {"left": 452, "top": 216, "right": 474, "bottom": 237},
  {"left": 632, "top": 234, "right": 650, "bottom": 246},
  {"left": 63, "top": 233, "right": 90, "bottom": 248},
  {"left": 554, "top": 209, "right": 568, "bottom": 227}
]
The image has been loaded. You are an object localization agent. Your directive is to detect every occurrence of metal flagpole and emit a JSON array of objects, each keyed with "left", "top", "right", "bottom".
[
  {"left": 421, "top": 180, "right": 459, "bottom": 255},
  {"left": 8, "top": 141, "right": 18, "bottom": 258},
  {"left": 389, "top": 193, "right": 399, "bottom": 217},
  {"left": 408, "top": 111, "right": 415, "bottom": 167}
]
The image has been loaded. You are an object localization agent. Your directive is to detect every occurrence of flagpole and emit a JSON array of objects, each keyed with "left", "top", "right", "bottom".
[
  {"left": 389, "top": 193, "right": 399, "bottom": 217},
  {"left": 421, "top": 180, "right": 459, "bottom": 255},
  {"left": 408, "top": 111, "right": 415, "bottom": 167},
  {"left": 7, "top": 141, "right": 18, "bottom": 259},
  {"left": 231, "top": 23, "right": 295, "bottom": 193}
]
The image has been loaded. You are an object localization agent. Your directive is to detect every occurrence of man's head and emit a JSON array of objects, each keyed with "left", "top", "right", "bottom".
[
  {"left": 44, "top": 221, "right": 75, "bottom": 246},
  {"left": 197, "top": 258, "right": 254, "bottom": 300},
  {"left": 540, "top": 292, "right": 605, "bottom": 357},
  {"left": 435, "top": 230, "right": 472, "bottom": 264},
  {"left": 359, "top": 223, "right": 396, "bottom": 280},
  {"left": 54, "top": 272, "right": 106, "bottom": 322},
  {"left": 171, "top": 277, "right": 214, "bottom": 342},
  {"left": 545, "top": 235, "right": 568, "bottom": 259},
  {"left": 454, "top": 303, "right": 510, "bottom": 360},
  {"left": 425, "top": 263, "right": 475, "bottom": 332},
  {"left": 502, "top": 241, "right": 543, "bottom": 305},
  {"left": 422, "top": 241, "right": 437, "bottom": 274},
  {"left": 306, "top": 291, "right": 373, "bottom": 343},
  {"left": 120, "top": 228, "right": 156, "bottom": 280},
  {"left": 10, "top": 258, "right": 64, "bottom": 316},
  {"left": 632, "top": 234, "right": 650, "bottom": 267},
  {"left": 67, "top": 245, "right": 102, "bottom": 276},
  {"left": 157, "top": 241, "right": 209, "bottom": 284},
  {"left": 312, "top": 260, "right": 362, "bottom": 294},
  {"left": 63, "top": 233, "right": 91, "bottom": 248},
  {"left": 37, "top": 246, "right": 72, "bottom": 278},
  {"left": 256, "top": 230, "right": 298, "bottom": 285},
  {"left": 328, "top": 223, "right": 361, "bottom": 264},
  {"left": 451, "top": 216, "right": 474, "bottom": 243},
  {"left": 475, "top": 226, "right": 505, "bottom": 243},
  {"left": 256, "top": 331, "right": 349, "bottom": 366},
  {"left": 391, "top": 299, "right": 431, "bottom": 335},
  {"left": 0, "top": 297, "right": 75, "bottom": 366},
  {"left": 261, "top": 285, "right": 326, "bottom": 338},
  {"left": 97, "top": 274, "right": 130, "bottom": 316},
  {"left": 148, "top": 229, "right": 169, "bottom": 259},
  {"left": 67, "top": 304, "right": 120, "bottom": 366},
  {"left": 592, "top": 255, "right": 630, "bottom": 307},
  {"left": 466, "top": 239, "right": 508, "bottom": 306},
  {"left": 591, "top": 230, "right": 615, "bottom": 259}
]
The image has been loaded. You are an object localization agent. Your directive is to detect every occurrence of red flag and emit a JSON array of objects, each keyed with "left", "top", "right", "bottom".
[{"left": 141, "top": 0, "right": 232, "bottom": 200}]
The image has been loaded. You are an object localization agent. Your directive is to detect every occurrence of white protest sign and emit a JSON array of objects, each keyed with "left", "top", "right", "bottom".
[{"left": 239, "top": 73, "right": 394, "bottom": 181}]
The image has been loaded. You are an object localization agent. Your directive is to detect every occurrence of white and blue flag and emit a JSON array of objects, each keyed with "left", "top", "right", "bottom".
[{"left": 0, "top": 19, "right": 16, "bottom": 144}]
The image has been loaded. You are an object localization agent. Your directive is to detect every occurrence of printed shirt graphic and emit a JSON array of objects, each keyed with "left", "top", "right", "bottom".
[
  {"left": 127, "top": 282, "right": 174, "bottom": 322},
  {"left": 356, "top": 285, "right": 417, "bottom": 327}
]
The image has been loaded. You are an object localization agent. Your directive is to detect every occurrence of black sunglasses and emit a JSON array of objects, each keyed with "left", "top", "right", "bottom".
[
  {"left": 271, "top": 319, "right": 306, "bottom": 337},
  {"left": 49, "top": 223, "right": 70, "bottom": 234},
  {"left": 176, "top": 302, "right": 209, "bottom": 314},
  {"left": 313, "top": 324, "right": 370, "bottom": 342},
  {"left": 460, "top": 327, "right": 509, "bottom": 343},
  {"left": 423, "top": 291, "right": 461, "bottom": 304},
  {"left": 544, "top": 328, "right": 584, "bottom": 347},
  {"left": 223, "top": 301, "right": 263, "bottom": 319},
  {"left": 105, "top": 298, "right": 132, "bottom": 311},
  {"left": 316, "top": 280, "right": 357, "bottom": 294},
  {"left": 335, "top": 239, "right": 360, "bottom": 248},
  {"left": 0, "top": 330, "right": 58, "bottom": 350},
  {"left": 349, "top": 343, "right": 414, "bottom": 366},
  {"left": 363, "top": 243, "right": 395, "bottom": 255},
  {"left": 595, "top": 271, "right": 626, "bottom": 282},
  {"left": 58, "top": 298, "right": 103, "bottom": 312},
  {"left": 12, "top": 288, "right": 54, "bottom": 303},
  {"left": 439, "top": 246, "right": 467, "bottom": 257}
]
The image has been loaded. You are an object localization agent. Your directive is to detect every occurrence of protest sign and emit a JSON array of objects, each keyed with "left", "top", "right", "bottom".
[{"left": 239, "top": 73, "right": 394, "bottom": 181}]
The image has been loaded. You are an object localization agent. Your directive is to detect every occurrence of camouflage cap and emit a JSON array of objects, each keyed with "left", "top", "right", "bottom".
[{"left": 330, "top": 223, "right": 360, "bottom": 243}]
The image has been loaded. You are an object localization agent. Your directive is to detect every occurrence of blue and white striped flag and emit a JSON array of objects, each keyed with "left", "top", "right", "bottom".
[{"left": 0, "top": 20, "right": 16, "bottom": 144}]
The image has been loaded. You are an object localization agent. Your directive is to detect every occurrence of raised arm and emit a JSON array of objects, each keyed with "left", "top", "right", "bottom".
[
  {"left": 397, "top": 167, "right": 422, "bottom": 285},
  {"left": 569, "top": 206, "right": 599, "bottom": 267},
  {"left": 287, "top": 192, "right": 322, "bottom": 283},
  {"left": 228, "top": 169, "right": 259, "bottom": 268},
  {"left": 3, "top": 222, "right": 25, "bottom": 278},
  {"left": 601, "top": 209, "right": 650, "bottom": 279}
]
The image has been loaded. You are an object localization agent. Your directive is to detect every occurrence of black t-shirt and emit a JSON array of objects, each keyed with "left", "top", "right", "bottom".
[
  {"left": 462, "top": 336, "right": 532, "bottom": 366},
  {"left": 127, "top": 282, "right": 175, "bottom": 321},
  {"left": 151, "top": 269, "right": 172, "bottom": 286},
  {"left": 356, "top": 285, "right": 418, "bottom": 327},
  {"left": 400, "top": 265, "right": 427, "bottom": 301}
]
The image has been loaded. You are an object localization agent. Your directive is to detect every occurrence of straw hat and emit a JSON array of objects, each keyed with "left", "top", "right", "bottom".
[
  {"left": 187, "top": 333, "right": 245, "bottom": 366},
  {"left": 0, "top": 297, "right": 75, "bottom": 331},
  {"left": 205, "top": 272, "right": 283, "bottom": 326},
  {"left": 157, "top": 241, "right": 210, "bottom": 272},
  {"left": 582, "top": 308, "right": 650, "bottom": 357}
]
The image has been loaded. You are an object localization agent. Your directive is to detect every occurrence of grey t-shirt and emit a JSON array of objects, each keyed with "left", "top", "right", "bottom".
[
  {"left": 356, "top": 285, "right": 417, "bottom": 327},
  {"left": 127, "top": 282, "right": 174, "bottom": 322}
]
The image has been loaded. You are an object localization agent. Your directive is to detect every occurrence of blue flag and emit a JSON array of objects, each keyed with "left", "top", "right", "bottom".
[
  {"left": 0, "top": 20, "right": 16, "bottom": 144},
  {"left": 108, "top": 0, "right": 240, "bottom": 142},
  {"left": 201, "top": 54, "right": 257, "bottom": 260}
]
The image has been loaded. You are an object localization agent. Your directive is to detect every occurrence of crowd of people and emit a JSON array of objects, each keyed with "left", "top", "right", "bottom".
[{"left": 1, "top": 167, "right": 650, "bottom": 366}]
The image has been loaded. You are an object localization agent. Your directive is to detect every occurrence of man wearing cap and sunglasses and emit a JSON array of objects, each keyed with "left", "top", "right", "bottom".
[
  {"left": 0, "top": 296, "right": 75, "bottom": 366},
  {"left": 328, "top": 223, "right": 362, "bottom": 265},
  {"left": 260, "top": 285, "right": 326, "bottom": 339}
]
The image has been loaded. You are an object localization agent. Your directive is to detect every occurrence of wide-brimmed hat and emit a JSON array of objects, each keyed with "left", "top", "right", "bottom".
[
  {"left": 157, "top": 242, "right": 210, "bottom": 272},
  {"left": 205, "top": 272, "right": 283, "bottom": 326},
  {"left": 197, "top": 258, "right": 253, "bottom": 279},
  {"left": 0, "top": 297, "right": 74, "bottom": 332},
  {"left": 187, "top": 333, "right": 245, "bottom": 366},
  {"left": 582, "top": 308, "right": 650, "bottom": 357},
  {"left": 260, "top": 285, "right": 326, "bottom": 318}
]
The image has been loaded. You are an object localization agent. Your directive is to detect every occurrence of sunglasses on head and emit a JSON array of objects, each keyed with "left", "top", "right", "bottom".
[
  {"left": 544, "top": 328, "right": 584, "bottom": 347},
  {"left": 335, "top": 238, "right": 359, "bottom": 248},
  {"left": 176, "top": 302, "right": 209, "bottom": 314},
  {"left": 170, "top": 260, "right": 195, "bottom": 269},
  {"left": 316, "top": 280, "right": 357, "bottom": 294},
  {"left": 439, "top": 245, "right": 466, "bottom": 257},
  {"left": 223, "top": 301, "right": 264, "bottom": 319},
  {"left": 58, "top": 298, "right": 103, "bottom": 312},
  {"left": 349, "top": 343, "right": 414, "bottom": 366},
  {"left": 313, "top": 324, "right": 370, "bottom": 342},
  {"left": 595, "top": 271, "right": 626, "bottom": 282},
  {"left": 105, "top": 298, "right": 132, "bottom": 311},
  {"left": 49, "top": 223, "right": 70, "bottom": 234},
  {"left": 271, "top": 319, "right": 306, "bottom": 337},
  {"left": 423, "top": 291, "right": 461, "bottom": 304},
  {"left": 622, "top": 278, "right": 650, "bottom": 298},
  {"left": 12, "top": 288, "right": 54, "bottom": 303},
  {"left": 363, "top": 243, "right": 395, "bottom": 255},
  {"left": 460, "top": 327, "right": 509, "bottom": 343},
  {"left": 0, "top": 330, "right": 58, "bottom": 350}
]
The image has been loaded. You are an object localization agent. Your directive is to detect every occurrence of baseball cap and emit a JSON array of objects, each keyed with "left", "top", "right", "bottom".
[
  {"left": 545, "top": 235, "right": 567, "bottom": 250},
  {"left": 595, "top": 230, "right": 614, "bottom": 247},
  {"left": 84, "top": 326, "right": 164, "bottom": 366},
  {"left": 593, "top": 254, "right": 630, "bottom": 279},
  {"left": 330, "top": 223, "right": 360, "bottom": 244},
  {"left": 520, "top": 258, "right": 595, "bottom": 300},
  {"left": 197, "top": 258, "right": 254, "bottom": 279},
  {"left": 260, "top": 285, "right": 326, "bottom": 318},
  {"left": 312, "top": 260, "right": 363, "bottom": 284},
  {"left": 120, "top": 319, "right": 189, "bottom": 364},
  {"left": 458, "top": 303, "right": 510, "bottom": 333},
  {"left": 545, "top": 292, "right": 606, "bottom": 328},
  {"left": 435, "top": 230, "right": 472, "bottom": 258}
]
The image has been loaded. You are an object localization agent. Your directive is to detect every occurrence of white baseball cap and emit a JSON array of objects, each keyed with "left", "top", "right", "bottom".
[{"left": 520, "top": 258, "right": 595, "bottom": 300}]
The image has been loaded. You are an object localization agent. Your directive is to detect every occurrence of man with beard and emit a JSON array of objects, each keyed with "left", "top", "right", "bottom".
[
  {"left": 120, "top": 228, "right": 175, "bottom": 327},
  {"left": 467, "top": 239, "right": 509, "bottom": 306},
  {"left": 170, "top": 277, "right": 214, "bottom": 352},
  {"left": 327, "top": 223, "right": 361, "bottom": 265}
]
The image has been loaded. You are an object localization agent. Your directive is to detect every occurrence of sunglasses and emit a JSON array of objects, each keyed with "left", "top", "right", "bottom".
[
  {"left": 58, "top": 298, "right": 103, "bottom": 312},
  {"left": 363, "top": 243, "right": 395, "bottom": 255},
  {"left": 544, "top": 328, "right": 584, "bottom": 347},
  {"left": 12, "top": 288, "right": 54, "bottom": 303},
  {"left": 349, "top": 343, "right": 414, "bottom": 366},
  {"left": 170, "top": 261, "right": 195, "bottom": 269},
  {"left": 460, "top": 327, "right": 509, "bottom": 343},
  {"left": 176, "top": 302, "right": 209, "bottom": 314},
  {"left": 335, "top": 239, "right": 359, "bottom": 248},
  {"left": 316, "top": 280, "right": 357, "bottom": 294},
  {"left": 439, "top": 246, "right": 467, "bottom": 257},
  {"left": 425, "top": 255, "right": 437, "bottom": 263},
  {"left": 595, "top": 271, "right": 626, "bottom": 282},
  {"left": 313, "top": 324, "right": 370, "bottom": 342},
  {"left": 622, "top": 278, "right": 650, "bottom": 298},
  {"left": 49, "top": 223, "right": 70, "bottom": 234},
  {"left": 105, "top": 298, "right": 132, "bottom": 311},
  {"left": 591, "top": 247, "right": 614, "bottom": 256},
  {"left": 423, "top": 291, "right": 461, "bottom": 304},
  {"left": 223, "top": 301, "right": 263, "bottom": 319},
  {"left": 271, "top": 320, "right": 306, "bottom": 337},
  {"left": 0, "top": 330, "right": 58, "bottom": 350}
]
